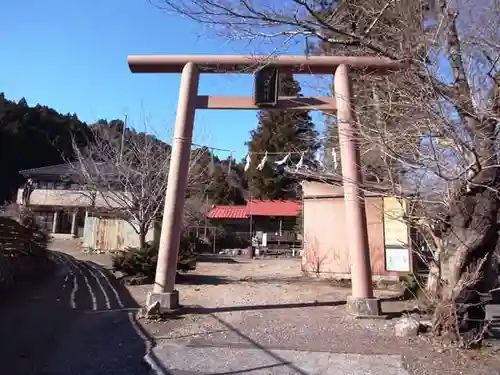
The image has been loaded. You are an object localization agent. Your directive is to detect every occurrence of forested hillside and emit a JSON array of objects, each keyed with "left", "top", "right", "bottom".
[
  {"left": 0, "top": 93, "right": 247, "bottom": 205},
  {"left": 0, "top": 93, "right": 91, "bottom": 203}
]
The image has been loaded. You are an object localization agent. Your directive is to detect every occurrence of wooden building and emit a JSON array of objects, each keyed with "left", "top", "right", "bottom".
[
  {"left": 299, "top": 174, "right": 418, "bottom": 281},
  {"left": 207, "top": 200, "right": 301, "bottom": 249}
]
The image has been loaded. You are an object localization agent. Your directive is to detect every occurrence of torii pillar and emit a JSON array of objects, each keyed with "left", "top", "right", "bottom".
[{"left": 128, "top": 54, "right": 403, "bottom": 316}]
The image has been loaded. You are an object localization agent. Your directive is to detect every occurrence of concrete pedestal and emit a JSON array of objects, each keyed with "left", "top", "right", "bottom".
[
  {"left": 245, "top": 247, "right": 255, "bottom": 259},
  {"left": 346, "top": 295, "right": 381, "bottom": 317},
  {"left": 147, "top": 290, "right": 180, "bottom": 312}
]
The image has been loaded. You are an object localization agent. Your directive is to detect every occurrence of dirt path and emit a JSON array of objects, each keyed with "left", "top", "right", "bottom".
[{"left": 0, "top": 250, "right": 152, "bottom": 375}]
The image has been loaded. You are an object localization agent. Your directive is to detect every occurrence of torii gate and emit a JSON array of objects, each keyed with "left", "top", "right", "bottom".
[{"left": 127, "top": 54, "right": 403, "bottom": 316}]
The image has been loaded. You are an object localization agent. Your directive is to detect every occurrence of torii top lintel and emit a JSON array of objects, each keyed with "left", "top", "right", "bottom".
[{"left": 127, "top": 54, "right": 404, "bottom": 74}]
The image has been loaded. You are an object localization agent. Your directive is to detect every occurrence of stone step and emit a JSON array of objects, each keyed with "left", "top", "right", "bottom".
[
  {"left": 486, "top": 304, "right": 500, "bottom": 338},
  {"left": 146, "top": 342, "right": 408, "bottom": 375}
]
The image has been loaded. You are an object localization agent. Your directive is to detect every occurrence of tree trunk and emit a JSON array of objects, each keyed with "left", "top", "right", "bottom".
[
  {"left": 430, "top": 2, "right": 500, "bottom": 336},
  {"left": 432, "top": 143, "right": 500, "bottom": 343},
  {"left": 139, "top": 230, "right": 147, "bottom": 249},
  {"left": 425, "top": 262, "right": 441, "bottom": 297}
]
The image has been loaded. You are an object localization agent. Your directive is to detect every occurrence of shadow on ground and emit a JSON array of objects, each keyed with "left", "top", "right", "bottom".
[
  {"left": 175, "top": 300, "right": 347, "bottom": 315},
  {"left": 0, "top": 258, "right": 56, "bottom": 308},
  {"left": 148, "top": 312, "right": 312, "bottom": 375},
  {"left": 383, "top": 307, "right": 423, "bottom": 319},
  {"left": 175, "top": 298, "right": 421, "bottom": 320},
  {"left": 236, "top": 276, "right": 310, "bottom": 284},
  {"left": 197, "top": 254, "right": 241, "bottom": 264},
  {"left": 176, "top": 273, "right": 231, "bottom": 285},
  {"left": 0, "top": 251, "right": 154, "bottom": 375}
]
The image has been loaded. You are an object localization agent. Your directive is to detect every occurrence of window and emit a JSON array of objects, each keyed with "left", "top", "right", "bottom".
[
  {"left": 55, "top": 182, "right": 68, "bottom": 190},
  {"left": 34, "top": 212, "right": 54, "bottom": 232},
  {"left": 36, "top": 180, "right": 68, "bottom": 190}
]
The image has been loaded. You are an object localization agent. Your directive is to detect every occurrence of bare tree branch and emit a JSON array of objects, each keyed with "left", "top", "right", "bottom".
[
  {"left": 152, "top": 0, "right": 500, "bottom": 342},
  {"left": 67, "top": 124, "right": 208, "bottom": 248}
]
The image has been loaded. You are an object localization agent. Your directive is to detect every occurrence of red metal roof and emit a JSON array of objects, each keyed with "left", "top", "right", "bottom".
[
  {"left": 207, "top": 200, "right": 301, "bottom": 219},
  {"left": 207, "top": 205, "right": 248, "bottom": 219},
  {"left": 246, "top": 200, "right": 301, "bottom": 217}
]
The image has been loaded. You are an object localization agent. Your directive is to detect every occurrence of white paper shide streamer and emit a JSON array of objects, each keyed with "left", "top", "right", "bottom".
[
  {"left": 256, "top": 151, "right": 268, "bottom": 171},
  {"left": 332, "top": 148, "right": 338, "bottom": 170},
  {"left": 295, "top": 152, "right": 304, "bottom": 171},
  {"left": 243, "top": 150, "right": 320, "bottom": 173},
  {"left": 275, "top": 153, "right": 290, "bottom": 166},
  {"left": 244, "top": 153, "right": 251, "bottom": 172},
  {"left": 315, "top": 149, "right": 324, "bottom": 169}
]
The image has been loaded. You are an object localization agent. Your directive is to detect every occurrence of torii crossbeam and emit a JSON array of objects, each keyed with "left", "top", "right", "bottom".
[{"left": 127, "top": 54, "right": 404, "bottom": 317}]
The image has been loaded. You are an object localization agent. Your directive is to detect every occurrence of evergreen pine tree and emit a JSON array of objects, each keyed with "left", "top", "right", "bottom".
[
  {"left": 206, "top": 161, "right": 246, "bottom": 205},
  {"left": 246, "top": 74, "right": 320, "bottom": 199}
]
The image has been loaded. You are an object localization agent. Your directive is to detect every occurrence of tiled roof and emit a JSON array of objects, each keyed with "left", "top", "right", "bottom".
[
  {"left": 19, "top": 163, "right": 74, "bottom": 177},
  {"left": 207, "top": 206, "right": 248, "bottom": 219},
  {"left": 19, "top": 160, "right": 118, "bottom": 179},
  {"left": 247, "top": 200, "right": 301, "bottom": 217}
]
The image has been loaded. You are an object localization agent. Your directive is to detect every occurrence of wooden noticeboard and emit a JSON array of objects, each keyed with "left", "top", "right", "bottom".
[{"left": 383, "top": 197, "right": 410, "bottom": 272}]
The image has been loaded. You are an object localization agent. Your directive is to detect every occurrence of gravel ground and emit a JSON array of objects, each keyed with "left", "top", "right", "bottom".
[
  {"left": 135, "top": 257, "right": 500, "bottom": 375},
  {"left": 5, "top": 239, "right": 499, "bottom": 375}
]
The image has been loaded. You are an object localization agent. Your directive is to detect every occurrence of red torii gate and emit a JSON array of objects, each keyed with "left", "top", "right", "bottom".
[{"left": 127, "top": 54, "right": 403, "bottom": 316}]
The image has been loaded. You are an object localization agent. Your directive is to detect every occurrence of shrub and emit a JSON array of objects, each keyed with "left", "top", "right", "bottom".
[
  {"left": 178, "top": 232, "right": 205, "bottom": 269},
  {"left": 0, "top": 213, "right": 51, "bottom": 291},
  {"left": 19, "top": 211, "right": 50, "bottom": 251},
  {"left": 112, "top": 232, "right": 201, "bottom": 284},
  {"left": 399, "top": 274, "right": 422, "bottom": 300}
]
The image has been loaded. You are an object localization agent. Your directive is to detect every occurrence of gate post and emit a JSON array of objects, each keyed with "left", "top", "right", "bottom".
[
  {"left": 148, "top": 62, "right": 199, "bottom": 310},
  {"left": 334, "top": 64, "right": 380, "bottom": 316}
]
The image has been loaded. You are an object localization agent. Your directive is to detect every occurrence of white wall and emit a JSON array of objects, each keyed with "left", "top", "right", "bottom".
[{"left": 17, "top": 188, "right": 132, "bottom": 209}]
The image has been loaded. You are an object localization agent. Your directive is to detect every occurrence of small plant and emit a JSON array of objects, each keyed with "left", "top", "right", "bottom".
[
  {"left": 111, "top": 243, "right": 158, "bottom": 283},
  {"left": 302, "top": 237, "right": 328, "bottom": 277},
  {"left": 19, "top": 211, "right": 50, "bottom": 252},
  {"left": 112, "top": 232, "right": 201, "bottom": 284},
  {"left": 399, "top": 274, "right": 421, "bottom": 300}
]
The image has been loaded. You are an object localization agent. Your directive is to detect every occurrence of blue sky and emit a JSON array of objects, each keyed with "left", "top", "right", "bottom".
[{"left": 0, "top": 0, "right": 328, "bottom": 160}]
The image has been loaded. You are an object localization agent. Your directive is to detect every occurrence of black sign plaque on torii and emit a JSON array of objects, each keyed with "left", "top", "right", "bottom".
[{"left": 254, "top": 65, "right": 280, "bottom": 107}]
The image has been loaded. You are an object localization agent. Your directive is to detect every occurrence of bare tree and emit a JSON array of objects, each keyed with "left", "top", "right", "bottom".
[
  {"left": 69, "top": 124, "right": 208, "bottom": 248},
  {"left": 154, "top": 0, "right": 500, "bottom": 341}
]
